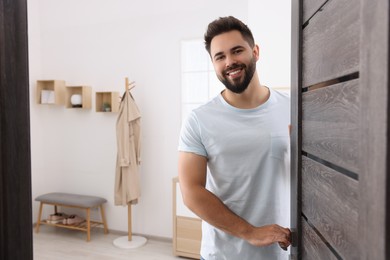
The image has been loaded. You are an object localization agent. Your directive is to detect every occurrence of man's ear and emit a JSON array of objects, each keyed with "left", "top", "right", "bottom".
[{"left": 253, "top": 44, "right": 260, "bottom": 61}]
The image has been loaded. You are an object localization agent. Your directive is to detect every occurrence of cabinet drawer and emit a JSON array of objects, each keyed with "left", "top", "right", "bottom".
[{"left": 176, "top": 216, "right": 201, "bottom": 255}]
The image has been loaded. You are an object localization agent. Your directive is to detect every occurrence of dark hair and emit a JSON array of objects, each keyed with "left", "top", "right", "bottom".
[{"left": 204, "top": 16, "right": 255, "bottom": 55}]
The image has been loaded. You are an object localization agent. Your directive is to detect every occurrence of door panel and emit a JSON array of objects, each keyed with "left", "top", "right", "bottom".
[
  {"left": 302, "top": 0, "right": 326, "bottom": 24},
  {"left": 301, "top": 219, "right": 338, "bottom": 260},
  {"left": 302, "top": 0, "right": 360, "bottom": 87},
  {"left": 302, "top": 79, "right": 360, "bottom": 174},
  {"left": 302, "top": 156, "right": 358, "bottom": 259},
  {"left": 300, "top": 0, "right": 362, "bottom": 257}
]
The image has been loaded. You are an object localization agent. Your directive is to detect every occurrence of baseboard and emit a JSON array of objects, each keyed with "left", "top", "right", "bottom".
[{"left": 33, "top": 222, "right": 173, "bottom": 243}]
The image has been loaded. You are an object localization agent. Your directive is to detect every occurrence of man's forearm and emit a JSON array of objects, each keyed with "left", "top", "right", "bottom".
[
  {"left": 182, "top": 185, "right": 254, "bottom": 240},
  {"left": 183, "top": 186, "right": 291, "bottom": 248}
]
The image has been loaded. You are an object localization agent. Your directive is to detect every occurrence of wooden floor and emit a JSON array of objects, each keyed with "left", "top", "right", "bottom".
[{"left": 33, "top": 225, "right": 186, "bottom": 260}]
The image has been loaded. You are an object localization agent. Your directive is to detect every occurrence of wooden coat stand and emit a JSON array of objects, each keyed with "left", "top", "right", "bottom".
[{"left": 113, "top": 77, "right": 147, "bottom": 249}]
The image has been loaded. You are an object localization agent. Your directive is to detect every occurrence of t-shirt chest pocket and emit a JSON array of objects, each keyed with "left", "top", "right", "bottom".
[{"left": 270, "top": 131, "right": 289, "bottom": 160}]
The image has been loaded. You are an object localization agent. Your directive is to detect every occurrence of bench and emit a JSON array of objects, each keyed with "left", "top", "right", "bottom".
[{"left": 35, "top": 192, "right": 109, "bottom": 241}]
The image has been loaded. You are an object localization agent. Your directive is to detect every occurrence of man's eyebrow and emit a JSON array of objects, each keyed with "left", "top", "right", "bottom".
[
  {"left": 213, "top": 51, "right": 224, "bottom": 59},
  {"left": 213, "top": 45, "right": 245, "bottom": 59},
  {"left": 231, "top": 45, "right": 244, "bottom": 51}
]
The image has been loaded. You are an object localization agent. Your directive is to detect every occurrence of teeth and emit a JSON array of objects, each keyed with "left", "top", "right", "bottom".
[{"left": 228, "top": 70, "right": 241, "bottom": 76}]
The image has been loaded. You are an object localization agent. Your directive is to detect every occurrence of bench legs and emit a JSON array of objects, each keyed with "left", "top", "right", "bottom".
[
  {"left": 100, "top": 205, "right": 109, "bottom": 234},
  {"left": 35, "top": 202, "right": 43, "bottom": 233},
  {"left": 85, "top": 206, "right": 109, "bottom": 241},
  {"left": 86, "top": 208, "right": 91, "bottom": 241},
  {"left": 35, "top": 202, "right": 108, "bottom": 241}
]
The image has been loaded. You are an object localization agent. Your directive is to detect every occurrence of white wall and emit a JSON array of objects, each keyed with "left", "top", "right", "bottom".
[
  {"left": 248, "top": 0, "right": 292, "bottom": 88},
  {"left": 28, "top": 0, "right": 290, "bottom": 239}
]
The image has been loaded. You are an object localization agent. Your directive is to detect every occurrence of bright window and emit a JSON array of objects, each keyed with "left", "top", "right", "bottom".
[{"left": 181, "top": 39, "right": 224, "bottom": 123}]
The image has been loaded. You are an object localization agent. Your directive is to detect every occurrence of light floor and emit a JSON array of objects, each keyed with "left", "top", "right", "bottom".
[{"left": 33, "top": 225, "right": 187, "bottom": 260}]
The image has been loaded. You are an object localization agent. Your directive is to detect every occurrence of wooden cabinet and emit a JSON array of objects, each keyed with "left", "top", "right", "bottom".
[
  {"left": 95, "top": 91, "right": 119, "bottom": 112},
  {"left": 65, "top": 86, "right": 92, "bottom": 109},
  {"left": 36, "top": 80, "right": 65, "bottom": 105},
  {"left": 172, "top": 177, "right": 201, "bottom": 259}
]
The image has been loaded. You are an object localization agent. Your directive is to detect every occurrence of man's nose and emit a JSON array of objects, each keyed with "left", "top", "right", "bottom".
[{"left": 225, "top": 55, "right": 237, "bottom": 68}]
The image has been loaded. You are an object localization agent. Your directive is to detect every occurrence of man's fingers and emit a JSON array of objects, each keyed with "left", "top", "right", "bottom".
[
  {"left": 279, "top": 226, "right": 291, "bottom": 239},
  {"left": 279, "top": 242, "right": 288, "bottom": 251},
  {"left": 277, "top": 227, "right": 291, "bottom": 249},
  {"left": 278, "top": 234, "right": 291, "bottom": 250}
]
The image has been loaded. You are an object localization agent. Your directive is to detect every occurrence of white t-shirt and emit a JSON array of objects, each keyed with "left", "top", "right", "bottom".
[{"left": 178, "top": 88, "right": 290, "bottom": 260}]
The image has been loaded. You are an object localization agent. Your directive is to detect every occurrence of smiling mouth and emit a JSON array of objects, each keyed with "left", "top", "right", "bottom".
[
  {"left": 226, "top": 69, "right": 242, "bottom": 76},
  {"left": 225, "top": 64, "right": 245, "bottom": 77}
]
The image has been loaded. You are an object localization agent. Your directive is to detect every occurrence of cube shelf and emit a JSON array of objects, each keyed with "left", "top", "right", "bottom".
[
  {"left": 95, "top": 92, "right": 119, "bottom": 112},
  {"left": 36, "top": 80, "right": 65, "bottom": 105},
  {"left": 65, "top": 86, "right": 92, "bottom": 109}
]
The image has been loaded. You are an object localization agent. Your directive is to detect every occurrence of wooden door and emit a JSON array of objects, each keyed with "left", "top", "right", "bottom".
[{"left": 291, "top": 0, "right": 389, "bottom": 259}]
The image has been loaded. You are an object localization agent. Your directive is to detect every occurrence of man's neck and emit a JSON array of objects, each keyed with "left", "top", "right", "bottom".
[{"left": 221, "top": 74, "right": 270, "bottom": 109}]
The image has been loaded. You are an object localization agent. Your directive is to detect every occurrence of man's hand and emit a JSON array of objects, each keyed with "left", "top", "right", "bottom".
[{"left": 244, "top": 224, "right": 291, "bottom": 250}]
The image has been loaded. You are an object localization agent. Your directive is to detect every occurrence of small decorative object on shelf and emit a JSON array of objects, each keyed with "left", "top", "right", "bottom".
[
  {"left": 41, "top": 90, "right": 55, "bottom": 104},
  {"left": 102, "top": 102, "right": 111, "bottom": 112},
  {"left": 70, "top": 94, "right": 82, "bottom": 108}
]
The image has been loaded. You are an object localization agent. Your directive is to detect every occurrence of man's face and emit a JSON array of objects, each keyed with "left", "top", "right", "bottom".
[{"left": 210, "top": 30, "right": 259, "bottom": 94}]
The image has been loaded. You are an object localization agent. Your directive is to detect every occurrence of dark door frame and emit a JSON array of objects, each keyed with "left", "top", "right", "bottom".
[
  {"left": 0, "top": 0, "right": 33, "bottom": 259},
  {"left": 290, "top": 0, "right": 302, "bottom": 259}
]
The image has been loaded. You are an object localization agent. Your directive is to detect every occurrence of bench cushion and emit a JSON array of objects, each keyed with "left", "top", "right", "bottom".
[{"left": 35, "top": 192, "right": 107, "bottom": 208}]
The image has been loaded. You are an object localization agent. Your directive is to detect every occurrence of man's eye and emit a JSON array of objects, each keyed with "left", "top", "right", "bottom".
[
  {"left": 215, "top": 56, "right": 224, "bottom": 61},
  {"left": 233, "top": 49, "right": 243, "bottom": 54}
]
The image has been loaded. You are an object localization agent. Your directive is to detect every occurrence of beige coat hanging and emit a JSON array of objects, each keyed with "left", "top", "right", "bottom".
[{"left": 114, "top": 89, "right": 141, "bottom": 206}]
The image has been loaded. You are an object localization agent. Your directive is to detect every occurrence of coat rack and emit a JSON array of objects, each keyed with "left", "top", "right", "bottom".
[
  {"left": 126, "top": 77, "right": 136, "bottom": 92},
  {"left": 113, "top": 77, "right": 147, "bottom": 249}
]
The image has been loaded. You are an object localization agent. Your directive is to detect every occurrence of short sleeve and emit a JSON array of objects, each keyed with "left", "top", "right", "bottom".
[{"left": 178, "top": 111, "right": 208, "bottom": 157}]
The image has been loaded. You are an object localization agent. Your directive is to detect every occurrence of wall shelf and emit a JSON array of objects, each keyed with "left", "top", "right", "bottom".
[
  {"left": 36, "top": 80, "right": 65, "bottom": 105},
  {"left": 96, "top": 91, "right": 119, "bottom": 112},
  {"left": 65, "top": 86, "right": 92, "bottom": 109}
]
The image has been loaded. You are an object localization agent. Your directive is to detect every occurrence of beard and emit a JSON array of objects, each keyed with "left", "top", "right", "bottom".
[{"left": 218, "top": 57, "right": 256, "bottom": 94}]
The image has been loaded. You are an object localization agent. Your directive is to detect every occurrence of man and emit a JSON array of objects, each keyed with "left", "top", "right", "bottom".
[{"left": 178, "top": 16, "right": 291, "bottom": 259}]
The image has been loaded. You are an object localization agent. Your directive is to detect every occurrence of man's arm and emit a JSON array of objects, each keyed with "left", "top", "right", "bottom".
[{"left": 178, "top": 151, "right": 291, "bottom": 248}]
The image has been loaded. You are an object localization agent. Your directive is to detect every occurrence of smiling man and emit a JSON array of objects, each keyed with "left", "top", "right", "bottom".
[{"left": 178, "top": 16, "right": 291, "bottom": 259}]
